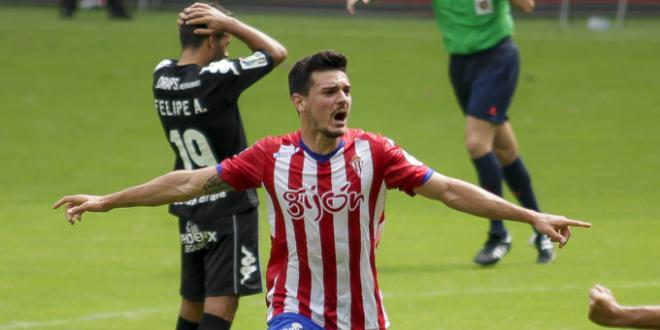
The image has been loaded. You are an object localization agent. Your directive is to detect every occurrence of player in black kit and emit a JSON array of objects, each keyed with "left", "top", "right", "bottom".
[{"left": 153, "top": 3, "right": 286, "bottom": 330}]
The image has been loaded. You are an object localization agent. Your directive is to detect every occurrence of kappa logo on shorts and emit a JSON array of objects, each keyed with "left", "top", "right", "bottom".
[
  {"left": 240, "top": 246, "right": 258, "bottom": 285},
  {"left": 180, "top": 221, "right": 218, "bottom": 253},
  {"left": 282, "top": 322, "right": 304, "bottom": 330}
]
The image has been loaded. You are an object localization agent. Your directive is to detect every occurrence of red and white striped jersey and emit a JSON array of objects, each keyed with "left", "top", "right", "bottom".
[{"left": 217, "top": 129, "right": 433, "bottom": 330}]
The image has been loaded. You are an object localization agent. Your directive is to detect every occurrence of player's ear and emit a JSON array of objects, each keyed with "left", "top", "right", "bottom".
[
  {"left": 222, "top": 33, "right": 232, "bottom": 45},
  {"left": 206, "top": 35, "right": 217, "bottom": 49},
  {"left": 291, "top": 93, "right": 305, "bottom": 115}
]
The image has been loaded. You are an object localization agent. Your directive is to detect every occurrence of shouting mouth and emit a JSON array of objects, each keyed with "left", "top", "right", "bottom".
[{"left": 332, "top": 110, "right": 348, "bottom": 126}]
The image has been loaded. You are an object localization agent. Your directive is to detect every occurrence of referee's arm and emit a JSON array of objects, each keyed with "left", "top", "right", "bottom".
[{"left": 510, "top": 0, "right": 535, "bottom": 14}]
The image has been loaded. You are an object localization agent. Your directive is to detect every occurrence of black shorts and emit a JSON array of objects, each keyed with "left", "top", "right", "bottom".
[
  {"left": 449, "top": 37, "right": 520, "bottom": 124},
  {"left": 179, "top": 207, "right": 262, "bottom": 302}
]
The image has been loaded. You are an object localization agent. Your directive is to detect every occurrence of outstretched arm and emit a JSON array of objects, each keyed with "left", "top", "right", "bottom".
[
  {"left": 589, "top": 284, "right": 660, "bottom": 328},
  {"left": 413, "top": 173, "right": 590, "bottom": 247},
  {"left": 179, "top": 3, "right": 287, "bottom": 65},
  {"left": 53, "top": 166, "right": 232, "bottom": 225}
]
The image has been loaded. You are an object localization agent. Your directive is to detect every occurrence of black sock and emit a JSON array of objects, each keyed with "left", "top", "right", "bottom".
[
  {"left": 502, "top": 157, "right": 539, "bottom": 210},
  {"left": 502, "top": 157, "right": 541, "bottom": 234},
  {"left": 472, "top": 152, "right": 506, "bottom": 237},
  {"left": 176, "top": 316, "right": 199, "bottom": 330},
  {"left": 198, "top": 313, "right": 231, "bottom": 330}
]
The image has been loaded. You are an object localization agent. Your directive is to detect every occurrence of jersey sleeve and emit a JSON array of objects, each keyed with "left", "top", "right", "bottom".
[
  {"left": 380, "top": 136, "right": 434, "bottom": 196},
  {"left": 200, "top": 50, "right": 274, "bottom": 101},
  {"left": 216, "top": 138, "right": 268, "bottom": 191}
]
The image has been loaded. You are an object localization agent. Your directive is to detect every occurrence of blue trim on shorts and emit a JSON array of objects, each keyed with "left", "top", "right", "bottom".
[{"left": 267, "top": 313, "right": 324, "bottom": 330}]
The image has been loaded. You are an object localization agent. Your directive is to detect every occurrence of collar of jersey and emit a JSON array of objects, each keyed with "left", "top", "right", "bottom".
[{"left": 298, "top": 138, "right": 345, "bottom": 163}]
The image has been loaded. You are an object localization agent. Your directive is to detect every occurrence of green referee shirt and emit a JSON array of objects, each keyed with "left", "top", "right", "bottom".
[{"left": 432, "top": 0, "right": 514, "bottom": 55}]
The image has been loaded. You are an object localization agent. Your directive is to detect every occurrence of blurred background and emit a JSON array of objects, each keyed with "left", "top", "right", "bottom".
[
  {"left": 4, "top": 0, "right": 660, "bottom": 17},
  {"left": 0, "top": 0, "right": 658, "bottom": 329}
]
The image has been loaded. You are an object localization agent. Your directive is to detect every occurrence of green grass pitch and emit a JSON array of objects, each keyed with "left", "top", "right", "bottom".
[{"left": 1, "top": 5, "right": 659, "bottom": 329}]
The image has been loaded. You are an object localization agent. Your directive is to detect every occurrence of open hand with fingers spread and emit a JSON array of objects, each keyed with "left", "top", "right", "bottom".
[
  {"left": 52, "top": 195, "right": 108, "bottom": 225},
  {"left": 177, "top": 2, "right": 234, "bottom": 36},
  {"left": 530, "top": 212, "right": 591, "bottom": 248}
]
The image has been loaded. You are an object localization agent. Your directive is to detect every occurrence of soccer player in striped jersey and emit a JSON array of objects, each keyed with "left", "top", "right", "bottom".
[{"left": 54, "top": 50, "right": 590, "bottom": 330}]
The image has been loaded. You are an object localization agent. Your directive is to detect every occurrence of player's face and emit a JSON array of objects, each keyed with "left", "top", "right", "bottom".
[{"left": 303, "top": 70, "right": 352, "bottom": 138}]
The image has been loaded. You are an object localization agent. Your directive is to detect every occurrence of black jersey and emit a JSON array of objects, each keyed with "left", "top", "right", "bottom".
[{"left": 152, "top": 50, "right": 274, "bottom": 221}]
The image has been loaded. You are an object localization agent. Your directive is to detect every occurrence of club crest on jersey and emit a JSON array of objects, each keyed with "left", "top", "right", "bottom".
[
  {"left": 283, "top": 183, "right": 364, "bottom": 221},
  {"left": 350, "top": 154, "right": 364, "bottom": 177}
]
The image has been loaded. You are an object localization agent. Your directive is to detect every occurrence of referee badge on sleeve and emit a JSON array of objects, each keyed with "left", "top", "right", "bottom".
[
  {"left": 474, "top": 0, "right": 494, "bottom": 15},
  {"left": 240, "top": 52, "right": 268, "bottom": 70}
]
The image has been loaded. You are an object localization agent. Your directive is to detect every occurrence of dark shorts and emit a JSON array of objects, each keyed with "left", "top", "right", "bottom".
[
  {"left": 268, "top": 313, "right": 324, "bottom": 330},
  {"left": 449, "top": 37, "right": 520, "bottom": 124},
  {"left": 179, "top": 207, "right": 262, "bottom": 302}
]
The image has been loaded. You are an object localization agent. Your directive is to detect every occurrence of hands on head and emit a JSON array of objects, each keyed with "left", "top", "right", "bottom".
[
  {"left": 177, "top": 2, "right": 232, "bottom": 36},
  {"left": 52, "top": 195, "right": 106, "bottom": 225},
  {"left": 531, "top": 213, "right": 590, "bottom": 248}
]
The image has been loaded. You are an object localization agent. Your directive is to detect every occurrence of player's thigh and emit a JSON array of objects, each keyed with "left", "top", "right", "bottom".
[
  {"left": 493, "top": 121, "right": 519, "bottom": 166},
  {"left": 179, "top": 297, "right": 204, "bottom": 322},
  {"left": 466, "top": 40, "right": 520, "bottom": 125},
  {"left": 178, "top": 218, "right": 207, "bottom": 304},
  {"left": 203, "top": 295, "right": 239, "bottom": 320},
  {"left": 204, "top": 207, "right": 262, "bottom": 299},
  {"left": 448, "top": 55, "right": 476, "bottom": 114}
]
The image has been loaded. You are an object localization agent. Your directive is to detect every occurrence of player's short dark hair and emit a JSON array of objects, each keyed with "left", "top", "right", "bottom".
[
  {"left": 288, "top": 50, "right": 348, "bottom": 96},
  {"left": 179, "top": 3, "right": 233, "bottom": 50}
]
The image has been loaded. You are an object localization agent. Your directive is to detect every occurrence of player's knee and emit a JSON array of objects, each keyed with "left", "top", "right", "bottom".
[
  {"left": 204, "top": 296, "right": 239, "bottom": 320},
  {"left": 465, "top": 138, "right": 491, "bottom": 159},
  {"left": 494, "top": 147, "right": 518, "bottom": 166},
  {"left": 180, "top": 298, "right": 204, "bottom": 322}
]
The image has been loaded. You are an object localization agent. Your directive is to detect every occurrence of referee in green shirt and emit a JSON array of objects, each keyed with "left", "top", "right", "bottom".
[{"left": 348, "top": 0, "right": 555, "bottom": 265}]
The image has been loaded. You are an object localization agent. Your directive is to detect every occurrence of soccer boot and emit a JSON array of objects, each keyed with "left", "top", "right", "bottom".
[
  {"left": 473, "top": 233, "right": 512, "bottom": 266},
  {"left": 531, "top": 233, "right": 555, "bottom": 264}
]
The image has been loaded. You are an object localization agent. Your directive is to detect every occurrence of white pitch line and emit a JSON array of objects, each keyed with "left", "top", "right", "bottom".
[
  {"left": 3, "top": 281, "right": 658, "bottom": 328},
  {"left": 0, "top": 307, "right": 174, "bottom": 330},
  {"left": 383, "top": 281, "right": 660, "bottom": 298}
]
